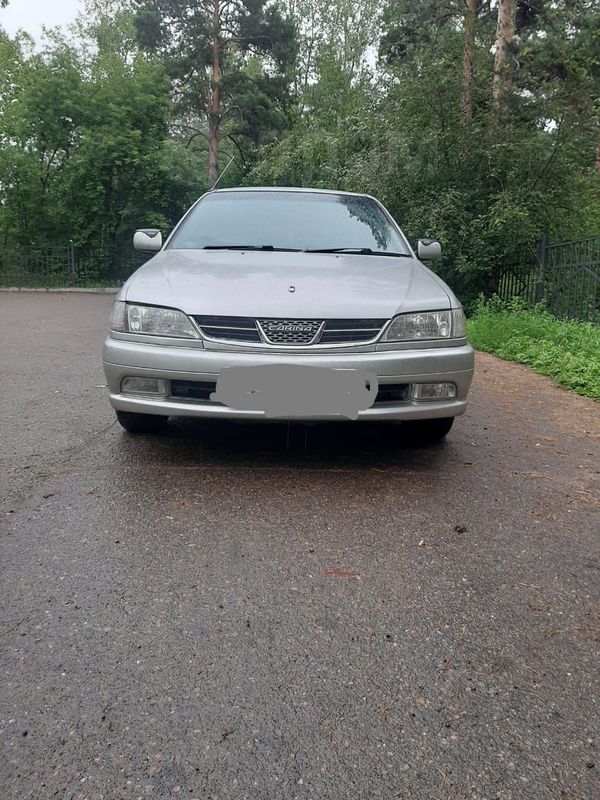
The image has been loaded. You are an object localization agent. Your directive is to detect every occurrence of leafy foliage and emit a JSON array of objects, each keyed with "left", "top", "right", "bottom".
[
  {"left": 133, "top": 0, "right": 297, "bottom": 177},
  {"left": 468, "top": 298, "right": 600, "bottom": 401},
  {"left": 0, "top": 18, "right": 205, "bottom": 250},
  {"left": 0, "top": 0, "right": 598, "bottom": 303},
  {"left": 251, "top": 0, "right": 600, "bottom": 304}
]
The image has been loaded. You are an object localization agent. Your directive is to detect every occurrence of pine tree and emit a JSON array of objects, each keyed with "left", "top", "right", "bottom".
[{"left": 134, "top": 0, "right": 296, "bottom": 184}]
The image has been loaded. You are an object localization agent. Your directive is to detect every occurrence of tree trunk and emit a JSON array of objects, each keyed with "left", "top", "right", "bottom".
[
  {"left": 492, "top": 0, "right": 516, "bottom": 113},
  {"left": 462, "top": 0, "right": 477, "bottom": 120},
  {"left": 208, "top": 0, "right": 221, "bottom": 186}
]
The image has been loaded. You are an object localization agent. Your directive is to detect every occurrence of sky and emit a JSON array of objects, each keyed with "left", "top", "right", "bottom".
[{"left": 1, "top": 0, "right": 83, "bottom": 42}]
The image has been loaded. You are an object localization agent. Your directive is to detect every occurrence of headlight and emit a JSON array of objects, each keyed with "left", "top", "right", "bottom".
[
  {"left": 110, "top": 301, "right": 199, "bottom": 339},
  {"left": 383, "top": 308, "right": 466, "bottom": 342}
]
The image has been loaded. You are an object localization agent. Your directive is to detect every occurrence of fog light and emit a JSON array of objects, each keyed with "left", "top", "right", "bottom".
[
  {"left": 121, "top": 377, "right": 167, "bottom": 396},
  {"left": 411, "top": 382, "right": 456, "bottom": 401}
]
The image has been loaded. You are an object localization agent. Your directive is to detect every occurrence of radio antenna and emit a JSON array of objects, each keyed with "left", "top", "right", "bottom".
[{"left": 211, "top": 154, "right": 236, "bottom": 191}]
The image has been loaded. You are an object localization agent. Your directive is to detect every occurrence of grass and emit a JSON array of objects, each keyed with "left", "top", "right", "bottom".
[
  {"left": 467, "top": 298, "right": 600, "bottom": 402},
  {"left": 0, "top": 278, "right": 119, "bottom": 289}
]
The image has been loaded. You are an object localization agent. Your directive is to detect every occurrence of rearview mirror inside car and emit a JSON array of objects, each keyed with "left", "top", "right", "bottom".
[
  {"left": 133, "top": 229, "right": 163, "bottom": 252},
  {"left": 417, "top": 239, "right": 441, "bottom": 260}
]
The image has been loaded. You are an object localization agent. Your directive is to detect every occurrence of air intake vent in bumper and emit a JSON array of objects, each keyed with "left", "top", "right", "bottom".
[{"left": 169, "top": 379, "right": 409, "bottom": 406}]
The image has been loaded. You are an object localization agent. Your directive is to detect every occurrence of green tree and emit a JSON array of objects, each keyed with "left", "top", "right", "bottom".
[
  {"left": 252, "top": 0, "right": 600, "bottom": 305},
  {"left": 0, "top": 37, "right": 84, "bottom": 245},
  {"left": 133, "top": 0, "right": 297, "bottom": 184},
  {"left": 285, "top": 0, "right": 380, "bottom": 99},
  {"left": 1, "top": 0, "right": 599, "bottom": 301},
  {"left": 0, "top": 14, "right": 206, "bottom": 251}
]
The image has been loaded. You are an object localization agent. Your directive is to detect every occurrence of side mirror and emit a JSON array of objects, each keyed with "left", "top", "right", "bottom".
[
  {"left": 417, "top": 239, "right": 441, "bottom": 261},
  {"left": 133, "top": 229, "right": 163, "bottom": 252}
]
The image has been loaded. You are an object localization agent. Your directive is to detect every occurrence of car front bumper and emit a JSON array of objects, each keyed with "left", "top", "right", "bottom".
[{"left": 103, "top": 337, "right": 474, "bottom": 422}]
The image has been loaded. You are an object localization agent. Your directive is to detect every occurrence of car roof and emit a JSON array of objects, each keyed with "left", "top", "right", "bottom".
[{"left": 208, "top": 186, "right": 373, "bottom": 199}]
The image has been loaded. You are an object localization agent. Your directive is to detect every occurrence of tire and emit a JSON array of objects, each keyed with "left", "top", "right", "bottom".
[
  {"left": 115, "top": 410, "right": 169, "bottom": 434},
  {"left": 403, "top": 416, "right": 454, "bottom": 443}
]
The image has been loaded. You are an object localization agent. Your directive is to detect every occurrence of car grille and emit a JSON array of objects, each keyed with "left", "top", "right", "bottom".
[
  {"left": 192, "top": 316, "right": 386, "bottom": 346},
  {"left": 319, "top": 319, "right": 386, "bottom": 345},
  {"left": 170, "top": 380, "right": 409, "bottom": 406},
  {"left": 258, "top": 319, "right": 322, "bottom": 345},
  {"left": 192, "top": 316, "right": 261, "bottom": 342}
]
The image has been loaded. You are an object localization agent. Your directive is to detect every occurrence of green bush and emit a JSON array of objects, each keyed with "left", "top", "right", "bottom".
[{"left": 468, "top": 298, "right": 600, "bottom": 401}]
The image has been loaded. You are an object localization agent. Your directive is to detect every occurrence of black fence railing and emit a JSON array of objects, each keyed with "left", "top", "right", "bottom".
[
  {"left": 493, "top": 234, "right": 600, "bottom": 322},
  {"left": 544, "top": 236, "right": 600, "bottom": 321},
  {"left": 2, "top": 234, "right": 599, "bottom": 322},
  {"left": 0, "top": 241, "right": 153, "bottom": 288}
]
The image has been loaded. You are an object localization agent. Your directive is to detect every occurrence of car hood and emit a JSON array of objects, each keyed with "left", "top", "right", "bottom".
[{"left": 123, "top": 250, "right": 453, "bottom": 318}]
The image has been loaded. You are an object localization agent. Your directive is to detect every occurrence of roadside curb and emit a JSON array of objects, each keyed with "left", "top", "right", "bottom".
[{"left": 0, "top": 287, "right": 119, "bottom": 294}]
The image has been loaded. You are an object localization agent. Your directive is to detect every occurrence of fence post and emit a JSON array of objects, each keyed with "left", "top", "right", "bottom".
[
  {"left": 68, "top": 239, "right": 76, "bottom": 286},
  {"left": 534, "top": 232, "right": 547, "bottom": 304}
]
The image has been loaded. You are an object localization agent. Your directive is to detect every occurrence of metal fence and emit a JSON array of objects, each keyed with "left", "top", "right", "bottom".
[
  {"left": 2, "top": 234, "right": 599, "bottom": 322},
  {"left": 494, "top": 234, "right": 600, "bottom": 322},
  {"left": 0, "top": 241, "right": 152, "bottom": 288}
]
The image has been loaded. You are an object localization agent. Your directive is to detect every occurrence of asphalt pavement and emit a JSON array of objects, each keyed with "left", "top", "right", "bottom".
[{"left": 1, "top": 292, "right": 599, "bottom": 800}]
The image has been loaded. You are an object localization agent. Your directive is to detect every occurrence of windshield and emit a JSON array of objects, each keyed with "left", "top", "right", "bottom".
[{"left": 167, "top": 191, "right": 410, "bottom": 255}]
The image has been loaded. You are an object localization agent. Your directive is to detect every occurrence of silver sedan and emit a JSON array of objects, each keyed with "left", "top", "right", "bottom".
[{"left": 103, "top": 188, "right": 474, "bottom": 439}]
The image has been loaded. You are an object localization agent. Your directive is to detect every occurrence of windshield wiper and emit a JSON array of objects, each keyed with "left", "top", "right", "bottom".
[
  {"left": 202, "top": 244, "right": 411, "bottom": 256},
  {"left": 305, "top": 247, "right": 411, "bottom": 257},
  {"left": 203, "top": 244, "right": 301, "bottom": 252}
]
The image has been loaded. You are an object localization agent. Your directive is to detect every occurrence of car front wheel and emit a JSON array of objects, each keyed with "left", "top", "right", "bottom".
[
  {"left": 403, "top": 416, "right": 454, "bottom": 442},
  {"left": 115, "top": 410, "right": 169, "bottom": 434}
]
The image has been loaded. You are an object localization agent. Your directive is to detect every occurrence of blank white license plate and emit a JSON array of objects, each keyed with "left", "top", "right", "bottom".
[{"left": 211, "top": 364, "right": 378, "bottom": 419}]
